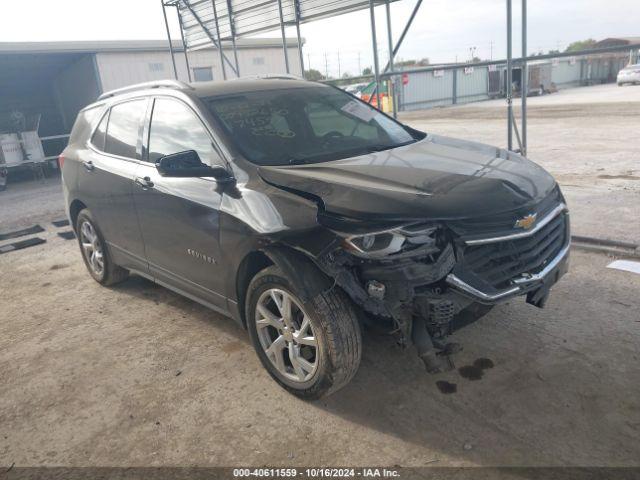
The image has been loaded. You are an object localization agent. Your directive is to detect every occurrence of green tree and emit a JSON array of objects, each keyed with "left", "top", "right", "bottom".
[
  {"left": 565, "top": 39, "right": 596, "bottom": 53},
  {"left": 304, "top": 68, "right": 326, "bottom": 81},
  {"left": 362, "top": 67, "right": 373, "bottom": 76}
]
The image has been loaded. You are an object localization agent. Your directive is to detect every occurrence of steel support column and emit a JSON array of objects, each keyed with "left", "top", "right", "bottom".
[
  {"left": 385, "top": 1, "right": 397, "bottom": 117},
  {"left": 452, "top": 68, "right": 457, "bottom": 104},
  {"left": 182, "top": 1, "right": 237, "bottom": 77},
  {"left": 506, "top": 0, "right": 513, "bottom": 151},
  {"left": 369, "top": 0, "right": 382, "bottom": 110},
  {"left": 294, "top": 0, "right": 305, "bottom": 76},
  {"left": 211, "top": 0, "right": 227, "bottom": 80},
  {"left": 366, "top": 0, "right": 422, "bottom": 107},
  {"left": 226, "top": 0, "right": 241, "bottom": 76},
  {"left": 521, "top": 0, "right": 528, "bottom": 154},
  {"left": 277, "top": 0, "right": 290, "bottom": 73},
  {"left": 384, "top": 0, "right": 422, "bottom": 72},
  {"left": 161, "top": 0, "right": 178, "bottom": 80},
  {"left": 176, "top": 6, "right": 192, "bottom": 82}
]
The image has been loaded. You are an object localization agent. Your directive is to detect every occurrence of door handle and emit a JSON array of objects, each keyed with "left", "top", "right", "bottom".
[
  {"left": 82, "top": 160, "right": 94, "bottom": 171},
  {"left": 135, "top": 176, "right": 154, "bottom": 189}
]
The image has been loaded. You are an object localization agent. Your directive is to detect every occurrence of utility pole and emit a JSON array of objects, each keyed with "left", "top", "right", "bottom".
[
  {"left": 490, "top": 41, "right": 494, "bottom": 60},
  {"left": 337, "top": 51, "right": 341, "bottom": 78},
  {"left": 358, "top": 52, "right": 362, "bottom": 75}
]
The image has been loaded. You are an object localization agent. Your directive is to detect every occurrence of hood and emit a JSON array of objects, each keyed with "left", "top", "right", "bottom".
[{"left": 258, "top": 134, "right": 557, "bottom": 221}]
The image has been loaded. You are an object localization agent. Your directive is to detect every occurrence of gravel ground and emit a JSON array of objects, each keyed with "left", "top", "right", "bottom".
[
  {"left": 1, "top": 83, "right": 639, "bottom": 468},
  {"left": 0, "top": 229, "right": 639, "bottom": 467}
]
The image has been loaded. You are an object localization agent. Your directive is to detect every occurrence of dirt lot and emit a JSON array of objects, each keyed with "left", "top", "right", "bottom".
[{"left": 1, "top": 84, "right": 639, "bottom": 468}]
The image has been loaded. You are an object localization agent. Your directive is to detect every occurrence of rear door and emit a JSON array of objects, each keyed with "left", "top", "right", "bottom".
[
  {"left": 132, "top": 96, "right": 228, "bottom": 311},
  {"left": 78, "top": 98, "right": 148, "bottom": 270}
]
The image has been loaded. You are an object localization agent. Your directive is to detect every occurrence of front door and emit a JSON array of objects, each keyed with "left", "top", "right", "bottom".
[{"left": 132, "top": 96, "right": 228, "bottom": 311}]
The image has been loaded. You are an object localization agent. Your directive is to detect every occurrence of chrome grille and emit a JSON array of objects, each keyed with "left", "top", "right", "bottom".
[{"left": 461, "top": 212, "right": 567, "bottom": 290}]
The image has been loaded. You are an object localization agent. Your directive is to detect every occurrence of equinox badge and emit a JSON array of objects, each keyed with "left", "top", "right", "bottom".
[
  {"left": 515, "top": 213, "right": 537, "bottom": 230},
  {"left": 187, "top": 248, "right": 216, "bottom": 264}
]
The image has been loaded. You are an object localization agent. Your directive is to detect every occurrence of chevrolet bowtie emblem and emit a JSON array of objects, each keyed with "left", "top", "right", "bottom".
[{"left": 515, "top": 213, "right": 537, "bottom": 230}]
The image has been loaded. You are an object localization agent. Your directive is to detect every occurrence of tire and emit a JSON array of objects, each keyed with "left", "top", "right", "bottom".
[
  {"left": 246, "top": 265, "right": 362, "bottom": 400},
  {"left": 76, "top": 209, "right": 129, "bottom": 286}
]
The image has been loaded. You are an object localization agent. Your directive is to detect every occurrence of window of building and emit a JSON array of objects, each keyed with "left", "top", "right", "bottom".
[
  {"left": 148, "top": 98, "right": 222, "bottom": 167},
  {"left": 252, "top": 57, "right": 265, "bottom": 66},
  {"left": 104, "top": 99, "right": 146, "bottom": 159},
  {"left": 192, "top": 67, "right": 213, "bottom": 82},
  {"left": 149, "top": 62, "right": 165, "bottom": 72}
]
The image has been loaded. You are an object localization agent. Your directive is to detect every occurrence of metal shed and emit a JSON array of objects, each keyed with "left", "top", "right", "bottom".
[{"left": 0, "top": 38, "right": 300, "bottom": 174}]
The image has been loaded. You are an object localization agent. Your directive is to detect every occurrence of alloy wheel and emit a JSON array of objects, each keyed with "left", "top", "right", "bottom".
[
  {"left": 79, "top": 220, "right": 104, "bottom": 277},
  {"left": 255, "top": 288, "right": 318, "bottom": 383}
]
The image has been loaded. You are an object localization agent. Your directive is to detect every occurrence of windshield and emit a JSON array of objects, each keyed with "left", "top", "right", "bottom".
[{"left": 205, "top": 86, "right": 420, "bottom": 166}]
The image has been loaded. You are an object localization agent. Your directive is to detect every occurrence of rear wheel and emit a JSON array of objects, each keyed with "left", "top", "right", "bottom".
[
  {"left": 246, "top": 265, "right": 361, "bottom": 399},
  {"left": 76, "top": 209, "right": 129, "bottom": 286}
]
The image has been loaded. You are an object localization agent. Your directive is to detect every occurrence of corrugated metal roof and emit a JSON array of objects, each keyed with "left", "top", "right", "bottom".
[{"left": 177, "top": 0, "right": 397, "bottom": 50}]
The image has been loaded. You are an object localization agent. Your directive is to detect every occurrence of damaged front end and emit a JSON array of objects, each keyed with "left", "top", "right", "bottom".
[{"left": 312, "top": 203, "right": 571, "bottom": 373}]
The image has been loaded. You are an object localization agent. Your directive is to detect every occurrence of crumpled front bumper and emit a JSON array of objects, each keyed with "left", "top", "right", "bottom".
[{"left": 446, "top": 242, "right": 569, "bottom": 303}]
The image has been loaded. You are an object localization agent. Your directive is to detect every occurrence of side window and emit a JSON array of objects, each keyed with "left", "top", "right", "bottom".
[
  {"left": 305, "top": 101, "right": 379, "bottom": 140},
  {"left": 90, "top": 111, "right": 108, "bottom": 151},
  {"left": 148, "top": 98, "right": 222, "bottom": 166},
  {"left": 104, "top": 99, "right": 146, "bottom": 159}
]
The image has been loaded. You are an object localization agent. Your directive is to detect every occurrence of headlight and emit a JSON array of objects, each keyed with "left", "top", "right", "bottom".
[{"left": 342, "top": 224, "right": 440, "bottom": 258}]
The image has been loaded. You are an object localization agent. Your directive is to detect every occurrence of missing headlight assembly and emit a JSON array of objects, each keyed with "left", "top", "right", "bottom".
[{"left": 315, "top": 219, "right": 471, "bottom": 373}]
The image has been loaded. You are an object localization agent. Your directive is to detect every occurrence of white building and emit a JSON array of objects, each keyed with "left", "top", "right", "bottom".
[{"left": 0, "top": 39, "right": 302, "bottom": 154}]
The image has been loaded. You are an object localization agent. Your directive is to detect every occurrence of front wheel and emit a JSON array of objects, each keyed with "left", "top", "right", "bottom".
[{"left": 246, "top": 265, "right": 362, "bottom": 399}]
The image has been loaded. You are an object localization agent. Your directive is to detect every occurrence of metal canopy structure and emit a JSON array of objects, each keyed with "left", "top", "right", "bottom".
[
  {"left": 162, "top": 0, "right": 401, "bottom": 80},
  {"left": 160, "top": 0, "right": 540, "bottom": 154},
  {"left": 173, "top": 0, "right": 399, "bottom": 49}
]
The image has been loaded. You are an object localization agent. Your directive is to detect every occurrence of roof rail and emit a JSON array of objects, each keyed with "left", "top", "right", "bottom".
[{"left": 97, "top": 80, "right": 192, "bottom": 100}]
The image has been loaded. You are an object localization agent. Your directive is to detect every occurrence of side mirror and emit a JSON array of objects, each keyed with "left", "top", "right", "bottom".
[{"left": 155, "top": 150, "right": 233, "bottom": 181}]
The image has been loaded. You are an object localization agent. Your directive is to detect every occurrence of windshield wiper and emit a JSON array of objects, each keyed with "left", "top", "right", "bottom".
[{"left": 363, "top": 145, "right": 395, "bottom": 153}]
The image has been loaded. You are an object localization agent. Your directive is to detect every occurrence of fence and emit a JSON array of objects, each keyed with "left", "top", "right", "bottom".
[{"left": 396, "top": 48, "right": 637, "bottom": 112}]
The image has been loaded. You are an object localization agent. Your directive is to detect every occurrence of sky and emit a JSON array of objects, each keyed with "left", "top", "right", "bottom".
[{"left": 1, "top": 0, "right": 638, "bottom": 78}]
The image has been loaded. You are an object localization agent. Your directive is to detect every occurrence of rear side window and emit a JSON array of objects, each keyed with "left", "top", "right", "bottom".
[
  {"left": 69, "top": 105, "right": 102, "bottom": 145},
  {"left": 91, "top": 111, "right": 108, "bottom": 151},
  {"left": 148, "top": 98, "right": 222, "bottom": 166},
  {"left": 104, "top": 99, "right": 146, "bottom": 159}
]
